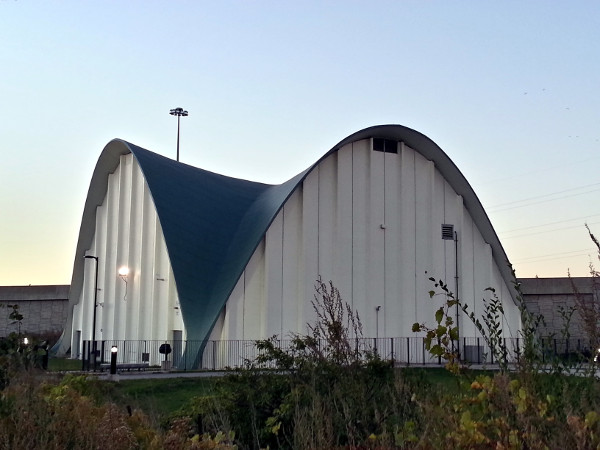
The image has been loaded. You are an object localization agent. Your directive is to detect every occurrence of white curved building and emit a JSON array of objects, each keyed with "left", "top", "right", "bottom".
[{"left": 55, "top": 125, "right": 521, "bottom": 367}]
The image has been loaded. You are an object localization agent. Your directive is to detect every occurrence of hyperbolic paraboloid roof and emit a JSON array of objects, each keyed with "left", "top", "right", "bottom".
[{"left": 61, "top": 125, "right": 514, "bottom": 357}]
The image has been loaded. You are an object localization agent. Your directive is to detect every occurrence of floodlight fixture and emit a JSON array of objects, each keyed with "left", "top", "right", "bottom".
[{"left": 169, "top": 107, "right": 188, "bottom": 162}]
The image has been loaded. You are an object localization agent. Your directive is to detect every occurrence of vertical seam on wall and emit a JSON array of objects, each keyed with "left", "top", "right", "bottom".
[
  {"left": 383, "top": 144, "right": 386, "bottom": 336},
  {"left": 351, "top": 143, "right": 354, "bottom": 310},
  {"left": 317, "top": 166, "right": 320, "bottom": 276},
  {"left": 281, "top": 206, "right": 284, "bottom": 337},
  {"left": 471, "top": 221, "right": 476, "bottom": 321},
  {"left": 443, "top": 178, "right": 447, "bottom": 284},
  {"left": 413, "top": 149, "right": 418, "bottom": 325}
]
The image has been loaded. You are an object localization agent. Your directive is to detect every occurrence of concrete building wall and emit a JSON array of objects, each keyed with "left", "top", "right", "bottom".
[
  {"left": 213, "top": 138, "right": 520, "bottom": 342},
  {"left": 69, "top": 153, "right": 184, "bottom": 359},
  {"left": 0, "top": 285, "right": 69, "bottom": 337}
]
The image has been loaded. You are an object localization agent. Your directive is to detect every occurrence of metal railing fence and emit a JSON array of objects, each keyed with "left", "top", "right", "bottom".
[{"left": 80, "top": 336, "right": 597, "bottom": 371}]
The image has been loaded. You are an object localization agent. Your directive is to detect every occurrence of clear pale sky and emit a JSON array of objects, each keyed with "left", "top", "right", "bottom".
[{"left": 1, "top": 1, "right": 599, "bottom": 286}]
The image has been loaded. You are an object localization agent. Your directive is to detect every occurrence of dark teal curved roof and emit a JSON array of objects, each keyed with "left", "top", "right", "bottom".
[
  {"left": 129, "top": 144, "right": 308, "bottom": 345},
  {"left": 56, "top": 124, "right": 514, "bottom": 361}
]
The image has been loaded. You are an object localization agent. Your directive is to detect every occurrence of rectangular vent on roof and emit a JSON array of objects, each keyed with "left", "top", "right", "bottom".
[
  {"left": 373, "top": 138, "right": 398, "bottom": 154},
  {"left": 441, "top": 224, "right": 455, "bottom": 240}
]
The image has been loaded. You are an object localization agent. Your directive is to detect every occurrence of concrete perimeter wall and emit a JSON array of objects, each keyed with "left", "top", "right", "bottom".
[
  {"left": 0, "top": 278, "right": 595, "bottom": 341},
  {"left": 520, "top": 277, "right": 595, "bottom": 339},
  {"left": 0, "top": 285, "right": 69, "bottom": 338}
]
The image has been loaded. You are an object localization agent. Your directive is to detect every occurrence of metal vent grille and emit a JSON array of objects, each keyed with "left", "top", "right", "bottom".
[{"left": 441, "top": 224, "right": 454, "bottom": 240}]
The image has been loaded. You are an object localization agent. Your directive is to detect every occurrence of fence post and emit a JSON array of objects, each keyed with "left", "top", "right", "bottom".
[
  {"left": 183, "top": 340, "right": 187, "bottom": 371},
  {"left": 100, "top": 340, "right": 106, "bottom": 364},
  {"left": 82, "top": 340, "right": 87, "bottom": 371},
  {"left": 212, "top": 340, "right": 216, "bottom": 370},
  {"left": 406, "top": 338, "right": 410, "bottom": 366}
]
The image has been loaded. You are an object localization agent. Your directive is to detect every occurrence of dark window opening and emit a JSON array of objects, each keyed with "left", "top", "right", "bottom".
[{"left": 373, "top": 138, "right": 398, "bottom": 154}]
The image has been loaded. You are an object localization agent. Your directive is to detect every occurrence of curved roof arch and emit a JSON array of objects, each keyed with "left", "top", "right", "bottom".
[{"left": 56, "top": 125, "right": 514, "bottom": 356}]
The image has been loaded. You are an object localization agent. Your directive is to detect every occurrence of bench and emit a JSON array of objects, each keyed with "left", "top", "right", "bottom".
[{"left": 99, "top": 362, "right": 150, "bottom": 372}]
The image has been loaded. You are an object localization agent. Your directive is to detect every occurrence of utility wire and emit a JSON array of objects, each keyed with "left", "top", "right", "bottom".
[
  {"left": 499, "top": 221, "right": 600, "bottom": 240},
  {"left": 487, "top": 185, "right": 600, "bottom": 213},
  {"left": 512, "top": 248, "right": 596, "bottom": 263},
  {"left": 498, "top": 214, "right": 600, "bottom": 234}
]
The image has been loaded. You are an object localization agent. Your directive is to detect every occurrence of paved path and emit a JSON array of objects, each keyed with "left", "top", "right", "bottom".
[{"left": 96, "top": 370, "right": 231, "bottom": 381}]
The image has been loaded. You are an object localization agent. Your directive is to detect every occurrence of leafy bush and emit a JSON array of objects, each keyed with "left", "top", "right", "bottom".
[
  {"left": 0, "top": 374, "right": 237, "bottom": 449},
  {"left": 178, "top": 278, "right": 421, "bottom": 449}
]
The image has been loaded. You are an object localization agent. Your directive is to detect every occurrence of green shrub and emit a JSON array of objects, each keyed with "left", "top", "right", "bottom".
[{"left": 176, "top": 278, "right": 422, "bottom": 449}]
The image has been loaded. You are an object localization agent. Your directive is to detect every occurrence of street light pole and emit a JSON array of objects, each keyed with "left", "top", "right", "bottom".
[
  {"left": 84, "top": 255, "right": 99, "bottom": 370},
  {"left": 169, "top": 107, "right": 188, "bottom": 162}
]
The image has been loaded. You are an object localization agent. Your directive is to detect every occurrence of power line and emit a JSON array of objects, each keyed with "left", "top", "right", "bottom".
[
  {"left": 498, "top": 214, "right": 600, "bottom": 235},
  {"left": 499, "top": 221, "right": 600, "bottom": 240},
  {"left": 512, "top": 248, "right": 596, "bottom": 264},
  {"left": 486, "top": 182, "right": 600, "bottom": 213},
  {"left": 513, "top": 252, "right": 597, "bottom": 266}
]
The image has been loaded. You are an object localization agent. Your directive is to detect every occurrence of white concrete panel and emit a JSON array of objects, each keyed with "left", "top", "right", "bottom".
[
  {"left": 139, "top": 182, "right": 157, "bottom": 340},
  {"left": 398, "top": 143, "right": 417, "bottom": 334},
  {"left": 442, "top": 179, "right": 461, "bottom": 334},
  {"left": 102, "top": 164, "right": 120, "bottom": 340},
  {"left": 490, "top": 263, "right": 519, "bottom": 339},
  {"left": 168, "top": 263, "right": 184, "bottom": 336},
  {"left": 456, "top": 199, "right": 478, "bottom": 338},
  {"left": 115, "top": 155, "right": 132, "bottom": 339},
  {"left": 265, "top": 211, "right": 284, "bottom": 337},
  {"left": 413, "top": 152, "right": 435, "bottom": 326},
  {"left": 365, "top": 145, "right": 385, "bottom": 338},
  {"left": 473, "top": 234, "right": 493, "bottom": 339},
  {"left": 154, "top": 220, "right": 169, "bottom": 339},
  {"left": 94, "top": 203, "right": 108, "bottom": 342},
  {"left": 126, "top": 154, "right": 143, "bottom": 340},
  {"left": 431, "top": 168, "right": 447, "bottom": 284},
  {"left": 351, "top": 141, "right": 369, "bottom": 315},
  {"left": 318, "top": 153, "right": 337, "bottom": 282},
  {"left": 93, "top": 210, "right": 107, "bottom": 337},
  {"left": 301, "top": 169, "right": 320, "bottom": 332},
  {"left": 334, "top": 145, "right": 354, "bottom": 307},
  {"left": 243, "top": 240, "right": 265, "bottom": 338},
  {"left": 223, "top": 273, "right": 245, "bottom": 340},
  {"left": 281, "top": 189, "right": 303, "bottom": 334},
  {"left": 461, "top": 212, "right": 477, "bottom": 331},
  {"left": 384, "top": 145, "right": 402, "bottom": 337}
]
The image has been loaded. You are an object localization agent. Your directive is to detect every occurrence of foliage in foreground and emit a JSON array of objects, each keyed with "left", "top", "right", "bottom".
[
  {"left": 4, "top": 254, "right": 600, "bottom": 448},
  {"left": 181, "top": 278, "right": 419, "bottom": 449},
  {"left": 179, "top": 276, "right": 600, "bottom": 449},
  {"left": 0, "top": 373, "right": 237, "bottom": 450}
]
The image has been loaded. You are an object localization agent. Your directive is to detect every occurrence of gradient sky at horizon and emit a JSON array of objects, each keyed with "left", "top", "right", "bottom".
[{"left": 2, "top": 1, "right": 600, "bottom": 286}]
